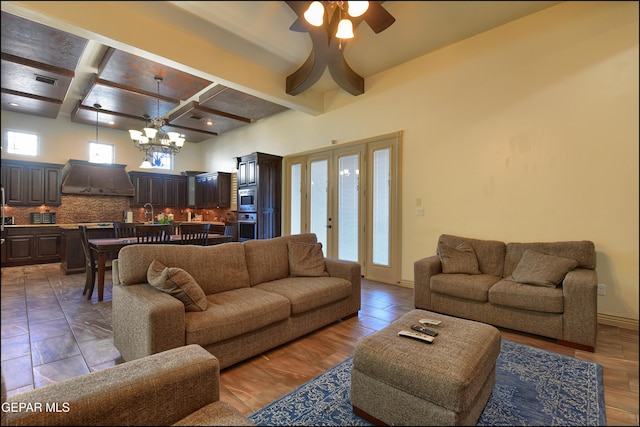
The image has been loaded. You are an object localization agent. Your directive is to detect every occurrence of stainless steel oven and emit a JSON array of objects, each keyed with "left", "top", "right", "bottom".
[
  {"left": 238, "top": 187, "right": 257, "bottom": 213},
  {"left": 237, "top": 212, "right": 257, "bottom": 242}
]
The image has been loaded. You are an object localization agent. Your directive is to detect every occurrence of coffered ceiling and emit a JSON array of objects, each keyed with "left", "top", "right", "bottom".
[{"left": 1, "top": 1, "right": 560, "bottom": 143}]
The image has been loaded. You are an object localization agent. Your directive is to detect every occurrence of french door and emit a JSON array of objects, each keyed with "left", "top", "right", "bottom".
[{"left": 284, "top": 132, "right": 402, "bottom": 284}]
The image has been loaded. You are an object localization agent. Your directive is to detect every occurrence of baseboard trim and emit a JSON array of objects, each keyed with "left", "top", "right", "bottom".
[
  {"left": 598, "top": 313, "right": 639, "bottom": 331},
  {"left": 398, "top": 279, "right": 413, "bottom": 289}
]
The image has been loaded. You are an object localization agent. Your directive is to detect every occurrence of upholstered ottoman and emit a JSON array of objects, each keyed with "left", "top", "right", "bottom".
[{"left": 351, "top": 309, "right": 501, "bottom": 426}]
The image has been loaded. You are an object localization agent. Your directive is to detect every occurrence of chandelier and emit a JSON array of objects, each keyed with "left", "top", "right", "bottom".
[
  {"left": 129, "top": 76, "right": 185, "bottom": 168},
  {"left": 303, "top": 1, "right": 369, "bottom": 44}
]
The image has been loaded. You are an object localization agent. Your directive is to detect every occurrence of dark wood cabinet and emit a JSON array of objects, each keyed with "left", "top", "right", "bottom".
[
  {"left": 237, "top": 152, "right": 282, "bottom": 240},
  {"left": 182, "top": 171, "right": 206, "bottom": 207},
  {"left": 0, "top": 160, "right": 62, "bottom": 206},
  {"left": 195, "top": 172, "right": 231, "bottom": 208},
  {"left": 60, "top": 227, "right": 114, "bottom": 274},
  {"left": 129, "top": 172, "right": 186, "bottom": 207},
  {"left": 1, "top": 226, "right": 61, "bottom": 266},
  {"left": 237, "top": 157, "right": 257, "bottom": 187}
]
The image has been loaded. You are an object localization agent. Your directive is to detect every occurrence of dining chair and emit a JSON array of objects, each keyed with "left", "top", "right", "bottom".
[
  {"left": 113, "top": 222, "right": 137, "bottom": 238},
  {"left": 135, "top": 224, "right": 172, "bottom": 243},
  {"left": 179, "top": 223, "right": 211, "bottom": 246},
  {"left": 224, "top": 222, "right": 236, "bottom": 242},
  {"left": 79, "top": 225, "right": 112, "bottom": 299}
]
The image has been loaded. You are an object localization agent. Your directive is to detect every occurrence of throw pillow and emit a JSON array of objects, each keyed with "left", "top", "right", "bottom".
[
  {"left": 147, "top": 259, "right": 208, "bottom": 311},
  {"left": 438, "top": 241, "right": 481, "bottom": 274},
  {"left": 511, "top": 249, "right": 579, "bottom": 288},
  {"left": 288, "top": 241, "right": 329, "bottom": 277}
]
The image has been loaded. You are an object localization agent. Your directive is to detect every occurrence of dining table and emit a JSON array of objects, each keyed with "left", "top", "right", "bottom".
[{"left": 87, "top": 233, "right": 233, "bottom": 301}]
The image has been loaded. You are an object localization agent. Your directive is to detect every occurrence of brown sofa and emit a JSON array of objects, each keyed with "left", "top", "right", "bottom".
[
  {"left": 1, "top": 345, "right": 253, "bottom": 426},
  {"left": 112, "top": 233, "right": 361, "bottom": 368},
  {"left": 414, "top": 234, "right": 598, "bottom": 351}
]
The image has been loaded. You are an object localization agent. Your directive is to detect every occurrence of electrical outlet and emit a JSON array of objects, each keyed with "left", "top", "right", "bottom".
[
  {"left": 597, "top": 283, "right": 606, "bottom": 296},
  {"left": 416, "top": 207, "right": 424, "bottom": 216}
]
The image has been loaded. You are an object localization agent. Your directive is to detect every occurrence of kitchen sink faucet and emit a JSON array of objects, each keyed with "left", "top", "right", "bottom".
[{"left": 143, "top": 203, "right": 154, "bottom": 223}]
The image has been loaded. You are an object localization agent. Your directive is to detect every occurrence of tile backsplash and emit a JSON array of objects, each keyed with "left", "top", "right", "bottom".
[{"left": 4, "top": 195, "right": 235, "bottom": 225}]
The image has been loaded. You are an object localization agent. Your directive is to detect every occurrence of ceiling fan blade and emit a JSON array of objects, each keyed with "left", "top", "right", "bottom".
[
  {"left": 363, "top": 1, "right": 396, "bottom": 34},
  {"left": 286, "top": 1, "right": 312, "bottom": 32},
  {"left": 289, "top": 18, "right": 309, "bottom": 32}
]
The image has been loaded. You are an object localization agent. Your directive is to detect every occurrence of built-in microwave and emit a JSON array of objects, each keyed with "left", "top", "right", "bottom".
[{"left": 238, "top": 187, "right": 257, "bottom": 213}]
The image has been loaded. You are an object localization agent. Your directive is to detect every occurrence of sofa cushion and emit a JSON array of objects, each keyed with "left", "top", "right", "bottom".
[
  {"left": 254, "top": 276, "right": 352, "bottom": 315},
  {"left": 503, "top": 240, "right": 596, "bottom": 277},
  {"left": 489, "top": 278, "right": 564, "bottom": 313},
  {"left": 117, "top": 243, "right": 251, "bottom": 294},
  {"left": 511, "top": 249, "right": 578, "bottom": 288},
  {"left": 244, "top": 233, "right": 318, "bottom": 286},
  {"left": 437, "top": 241, "right": 481, "bottom": 274},
  {"left": 430, "top": 274, "right": 501, "bottom": 302},
  {"left": 184, "top": 287, "right": 290, "bottom": 345},
  {"left": 147, "top": 259, "right": 208, "bottom": 312},
  {"left": 438, "top": 235, "right": 506, "bottom": 277},
  {"left": 288, "top": 241, "right": 329, "bottom": 277}
]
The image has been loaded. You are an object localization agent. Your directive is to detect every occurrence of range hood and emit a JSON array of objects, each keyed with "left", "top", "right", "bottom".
[{"left": 61, "top": 160, "right": 135, "bottom": 196}]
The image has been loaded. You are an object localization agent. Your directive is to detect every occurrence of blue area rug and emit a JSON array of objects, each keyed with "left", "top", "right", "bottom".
[{"left": 249, "top": 340, "right": 605, "bottom": 426}]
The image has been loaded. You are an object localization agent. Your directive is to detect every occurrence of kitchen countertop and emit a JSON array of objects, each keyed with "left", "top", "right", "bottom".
[{"left": 4, "top": 221, "right": 226, "bottom": 229}]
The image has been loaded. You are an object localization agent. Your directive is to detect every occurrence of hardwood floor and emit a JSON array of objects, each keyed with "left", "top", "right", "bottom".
[{"left": 1, "top": 262, "right": 638, "bottom": 425}]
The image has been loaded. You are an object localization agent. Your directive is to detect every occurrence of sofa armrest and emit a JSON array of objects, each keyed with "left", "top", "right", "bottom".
[
  {"left": 113, "top": 282, "right": 186, "bottom": 362},
  {"left": 325, "top": 258, "right": 361, "bottom": 314},
  {"left": 112, "top": 258, "right": 121, "bottom": 285},
  {"left": 562, "top": 268, "right": 598, "bottom": 348},
  {"left": 3, "top": 345, "right": 219, "bottom": 426},
  {"left": 414, "top": 255, "right": 442, "bottom": 309}
]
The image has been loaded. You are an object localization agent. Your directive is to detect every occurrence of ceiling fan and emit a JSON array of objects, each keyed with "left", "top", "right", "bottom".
[{"left": 285, "top": 1, "right": 395, "bottom": 96}]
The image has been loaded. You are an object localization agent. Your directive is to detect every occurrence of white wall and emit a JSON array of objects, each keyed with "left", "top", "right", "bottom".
[
  {"left": 200, "top": 2, "right": 639, "bottom": 321},
  {"left": 0, "top": 111, "right": 206, "bottom": 174}
]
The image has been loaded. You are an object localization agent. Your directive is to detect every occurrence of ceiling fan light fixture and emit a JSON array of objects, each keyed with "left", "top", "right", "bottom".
[
  {"left": 336, "top": 18, "right": 354, "bottom": 39},
  {"left": 347, "top": 1, "right": 369, "bottom": 17},
  {"left": 304, "top": 1, "right": 324, "bottom": 26}
]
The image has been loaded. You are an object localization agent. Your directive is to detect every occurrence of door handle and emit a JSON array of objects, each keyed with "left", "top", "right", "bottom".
[{"left": 326, "top": 225, "right": 332, "bottom": 228}]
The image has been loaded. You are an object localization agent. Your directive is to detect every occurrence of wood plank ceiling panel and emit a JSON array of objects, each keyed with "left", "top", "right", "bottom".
[
  {"left": 1, "top": 11, "right": 88, "bottom": 70},
  {"left": 97, "top": 48, "right": 212, "bottom": 101},
  {"left": 200, "top": 85, "right": 288, "bottom": 121},
  {"left": 1, "top": 11, "right": 87, "bottom": 119}
]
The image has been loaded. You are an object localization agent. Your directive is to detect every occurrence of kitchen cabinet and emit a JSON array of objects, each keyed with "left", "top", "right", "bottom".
[
  {"left": 237, "top": 156, "right": 257, "bottom": 187},
  {"left": 237, "top": 152, "right": 282, "bottom": 240},
  {"left": 181, "top": 171, "right": 206, "bottom": 207},
  {"left": 1, "top": 226, "right": 61, "bottom": 266},
  {"left": 60, "top": 227, "right": 114, "bottom": 274},
  {"left": 129, "top": 172, "right": 186, "bottom": 207},
  {"left": 195, "top": 172, "right": 231, "bottom": 208},
  {"left": 0, "top": 159, "right": 63, "bottom": 206}
]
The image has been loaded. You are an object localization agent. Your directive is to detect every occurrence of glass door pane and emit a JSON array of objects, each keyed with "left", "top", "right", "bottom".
[
  {"left": 337, "top": 153, "right": 360, "bottom": 262},
  {"left": 372, "top": 148, "right": 390, "bottom": 266},
  {"left": 309, "top": 156, "right": 329, "bottom": 250},
  {"left": 290, "top": 163, "right": 302, "bottom": 235}
]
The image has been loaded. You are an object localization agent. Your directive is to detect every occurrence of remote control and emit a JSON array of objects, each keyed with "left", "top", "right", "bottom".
[
  {"left": 419, "top": 318, "right": 442, "bottom": 327},
  {"left": 398, "top": 330, "right": 434, "bottom": 343},
  {"left": 411, "top": 324, "right": 438, "bottom": 337}
]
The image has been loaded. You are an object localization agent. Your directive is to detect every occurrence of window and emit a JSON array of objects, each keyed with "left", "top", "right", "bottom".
[
  {"left": 89, "top": 142, "right": 114, "bottom": 164},
  {"left": 149, "top": 152, "right": 172, "bottom": 170},
  {"left": 6, "top": 130, "right": 39, "bottom": 156}
]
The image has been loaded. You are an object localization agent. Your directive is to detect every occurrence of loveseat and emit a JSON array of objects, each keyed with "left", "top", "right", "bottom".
[
  {"left": 414, "top": 234, "right": 598, "bottom": 351},
  {"left": 1, "top": 345, "right": 253, "bottom": 426},
  {"left": 112, "top": 233, "right": 361, "bottom": 368}
]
